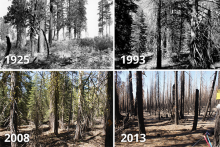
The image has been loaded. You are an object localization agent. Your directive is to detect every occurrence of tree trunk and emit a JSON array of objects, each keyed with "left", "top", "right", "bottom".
[
  {"left": 180, "top": 71, "right": 185, "bottom": 119},
  {"left": 38, "top": 0, "right": 46, "bottom": 53},
  {"left": 136, "top": 71, "right": 146, "bottom": 134},
  {"left": 68, "top": 72, "right": 74, "bottom": 131},
  {"left": 10, "top": 71, "right": 18, "bottom": 147},
  {"left": 105, "top": 71, "right": 113, "bottom": 147},
  {"left": 202, "top": 71, "right": 217, "bottom": 121},
  {"left": 192, "top": 89, "right": 199, "bottom": 131},
  {"left": 175, "top": 71, "right": 178, "bottom": 125},
  {"left": 75, "top": 71, "right": 83, "bottom": 140},
  {"left": 16, "top": 25, "right": 26, "bottom": 49},
  {"left": 157, "top": 0, "right": 162, "bottom": 69},
  {"left": 129, "top": 71, "right": 134, "bottom": 115},
  {"left": 49, "top": 0, "right": 54, "bottom": 46}
]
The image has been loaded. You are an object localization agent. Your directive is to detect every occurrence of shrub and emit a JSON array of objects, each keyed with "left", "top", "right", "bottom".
[
  {"left": 78, "top": 38, "right": 94, "bottom": 48},
  {"left": 94, "top": 36, "right": 113, "bottom": 51}
]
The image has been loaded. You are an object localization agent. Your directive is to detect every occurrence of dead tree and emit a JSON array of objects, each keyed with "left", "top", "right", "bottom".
[
  {"left": 202, "top": 71, "right": 217, "bottom": 121},
  {"left": 175, "top": 71, "right": 178, "bottom": 125},
  {"left": 192, "top": 89, "right": 199, "bottom": 131}
]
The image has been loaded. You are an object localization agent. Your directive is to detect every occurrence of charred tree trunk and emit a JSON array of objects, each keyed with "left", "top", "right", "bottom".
[
  {"left": 192, "top": 89, "right": 199, "bottom": 131},
  {"left": 180, "top": 71, "right": 185, "bottom": 119},
  {"left": 203, "top": 71, "right": 217, "bottom": 121},
  {"left": 136, "top": 71, "right": 146, "bottom": 134},
  {"left": 129, "top": 71, "right": 134, "bottom": 115},
  {"left": 105, "top": 71, "right": 113, "bottom": 147},
  {"left": 175, "top": 71, "right": 178, "bottom": 125}
]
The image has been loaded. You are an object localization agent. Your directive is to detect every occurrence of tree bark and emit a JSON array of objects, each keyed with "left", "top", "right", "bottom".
[
  {"left": 192, "top": 89, "right": 199, "bottom": 131},
  {"left": 38, "top": 0, "right": 46, "bottom": 53},
  {"left": 105, "top": 71, "right": 113, "bottom": 147},
  {"left": 175, "top": 71, "right": 178, "bottom": 125},
  {"left": 157, "top": 0, "right": 162, "bottom": 69},
  {"left": 203, "top": 71, "right": 217, "bottom": 121},
  {"left": 129, "top": 71, "right": 134, "bottom": 115},
  {"left": 49, "top": 0, "right": 54, "bottom": 46},
  {"left": 75, "top": 71, "right": 83, "bottom": 140},
  {"left": 10, "top": 71, "right": 18, "bottom": 147},
  {"left": 180, "top": 71, "right": 185, "bottom": 119},
  {"left": 136, "top": 71, "right": 146, "bottom": 134}
]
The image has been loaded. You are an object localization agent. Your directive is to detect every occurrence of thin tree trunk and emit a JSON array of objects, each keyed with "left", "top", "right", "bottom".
[
  {"left": 129, "top": 71, "right": 134, "bottom": 115},
  {"left": 202, "top": 71, "right": 218, "bottom": 121},
  {"left": 175, "top": 71, "right": 178, "bottom": 125},
  {"left": 192, "top": 89, "right": 199, "bottom": 131},
  {"left": 49, "top": 0, "right": 54, "bottom": 46}
]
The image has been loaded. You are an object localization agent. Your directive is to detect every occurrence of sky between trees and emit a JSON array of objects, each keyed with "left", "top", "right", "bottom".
[
  {"left": 119, "top": 71, "right": 217, "bottom": 99},
  {"left": 0, "top": 0, "right": 113, "bottom": 37}
]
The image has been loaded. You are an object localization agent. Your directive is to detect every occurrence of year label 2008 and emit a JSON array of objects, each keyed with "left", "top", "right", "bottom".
[
  {"left": 5, "top": 134, "right": 30, "bottom": 143},
  {"left": 121, "top": 56, "right": 145, "bottom": 65}
]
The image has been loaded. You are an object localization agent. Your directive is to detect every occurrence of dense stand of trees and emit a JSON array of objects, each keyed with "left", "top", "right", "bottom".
[{"left": 116, "top": 0, "right": 220, "bottom": 69}]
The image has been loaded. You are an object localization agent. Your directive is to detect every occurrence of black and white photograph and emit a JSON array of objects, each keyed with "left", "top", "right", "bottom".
[
  {"left": 115, "top": 0, "right": 220, "bottom": 69},
  {"left": 0, "top": 0, "right": 113, "bottom": 69}
]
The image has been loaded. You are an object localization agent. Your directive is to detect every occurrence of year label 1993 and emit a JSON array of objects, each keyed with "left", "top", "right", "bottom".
[
  {"left": 5, "top": 56, "right": 30, "bottom": 65},
  {"left": 5, "top": 134, "right": 30, "bottom": 143},
  {"left": 121, "top": 134, "right": 146, "bottom": 142},
  {"left": 121, "top": 56, "right": 145, "bottom": 65}
]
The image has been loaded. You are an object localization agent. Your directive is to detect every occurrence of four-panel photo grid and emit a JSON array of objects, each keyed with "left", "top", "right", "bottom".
[{"left": 0, "top": 0, "right": 220, "bottom": 147}]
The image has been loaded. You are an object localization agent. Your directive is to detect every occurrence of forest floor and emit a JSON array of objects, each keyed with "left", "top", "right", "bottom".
[
  {"left": 0, "top": 40, "right": 113, "bottom": 69},
  {"left": 115, "top": 111, "right": 216, "bottom": 147},
  {"left": 0, "top": 118, "right": 106, "bottom": 147},
  {"left": 0, "top": 112, "right": 215, "bottom": 147}
]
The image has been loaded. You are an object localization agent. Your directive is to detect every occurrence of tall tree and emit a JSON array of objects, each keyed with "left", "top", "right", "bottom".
[
  {"left": 4, "top": 0, "right": 27, "bottom": 49},
  {"left": 180, "top": 71, "right": 185, "bottom": 119},
  {"left": 129, "top": 71, "right": 134, "bottom": 115},
  {"left": 203, "top": 71, "right": 218, "bottom": 121},
  {"left": 157, "top": 0, "right": 162, "bottom": 69},
  {"left": 10, "top": 71, "right": 18, "bottom": 147},
  {"left": 136, "top": 71, "right": 146, "bottom": 134},
  {"left": 75, "top": 71, "right": 83, "bottom": 140},
  {"left": 192, "top": 89, "right": 199, "bottom": 131},
  {"left": 49, "top": 0, "right": 54, "bottom": 46},
  {"left": 105, "top": 71, "right": 113, "bottom": 147},
  {"left": 214, "top": 71, "right": 220, "bottom": 146},
  {"left": 115, "top": 0, "right": 138, "bottom": 55},
  {"left": 175, "top": 71, "right": 178, "bottom": 125}
]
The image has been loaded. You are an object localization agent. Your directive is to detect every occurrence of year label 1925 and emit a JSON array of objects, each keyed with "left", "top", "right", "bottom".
[
  {"left": 121, "top": 134, "right": 146, "bottom": 142},
  {"left": 5, "top": 56, "right": 30, "bottom": 65},
  {"left": 121, "top": 56, "right": 145, "bottom": 65},
  {"left": 5, "top": 134, "right": 30, "bottom": 143}
]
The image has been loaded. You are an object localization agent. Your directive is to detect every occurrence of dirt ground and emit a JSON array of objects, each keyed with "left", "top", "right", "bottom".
[
  {"left": 0, "top": 111, "right": 215, "bottom": 147},
  {"left": 115, "top": 111, "right": 215, "bottom": 147}
]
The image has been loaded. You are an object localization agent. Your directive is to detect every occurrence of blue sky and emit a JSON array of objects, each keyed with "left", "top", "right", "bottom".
[{"left": 118, "top": 71, "right": 217, "bottom": 99}]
